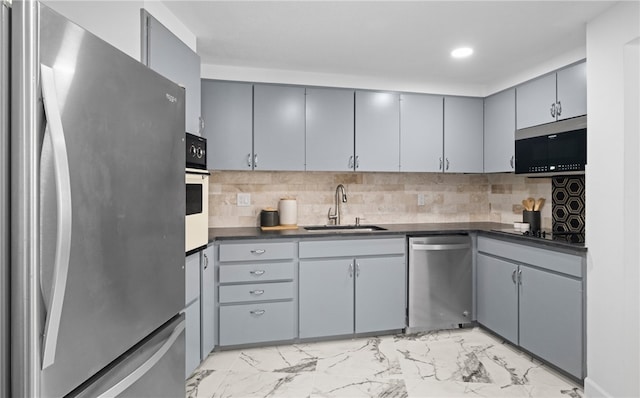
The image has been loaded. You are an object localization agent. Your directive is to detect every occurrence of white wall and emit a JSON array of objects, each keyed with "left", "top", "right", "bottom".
[
  {"left": 43, "top": 0, "right": 196, "bottom": 61},
  {"left": 585, "top": 2, "right": 640, "bottom": 397}
]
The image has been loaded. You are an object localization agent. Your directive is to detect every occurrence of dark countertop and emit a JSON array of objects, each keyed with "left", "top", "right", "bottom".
[{"left": 209, "top": 222, "right": 587, "bottom": 253}]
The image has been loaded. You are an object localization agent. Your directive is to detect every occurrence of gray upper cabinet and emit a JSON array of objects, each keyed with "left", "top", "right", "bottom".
[
  {"left": 355, "top": 91, "right": 400, "bottom": 172},
  {"left": 444, "top": 96, "right": 484, "bottom": 173},
  {"left": 201, "top": 80, "right": 253, "bottom": 170},
  {"left": 516, "top": 61, "right": 586, "bottom": 129},
  {"left": 556, "top": 62, "right": 587, "bottom": 122},
  {"left": 484, "top": 88, "right": 515, "bottom": 173},
  {"left": 400, "top": 93, "right": 444, "bottom": 172},
  {"left": 306, "top": 88, "right": 355, "bottom": 171},
  {"left": 254, "top": 84, "right": 306, "bottom": 171},
  {"left": 142, "top": 12, "right": 201, "bottom": 135}
]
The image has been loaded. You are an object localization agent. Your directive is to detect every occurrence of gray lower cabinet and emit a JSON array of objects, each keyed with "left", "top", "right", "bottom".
[
  {"left": 184, "top": 252, "right": 201, "bottom": 378},
  {"left": 216, "top": 240, "right": 297, "bottom": 346},
  {"left": 476, "top": 236, "right": 584, "bottom": 379},
  {"left": 306, "top": 87, "right": 355, "bottom": 171},
  {"left": 399, "top": 93, "right": 444, "bottom": 172},
  {"left": 483, "top": 88, "right": 515, "bottom": 173},
  {"left": 355, "top": 91, "right": 400, "bottom": 172},
  {"left": 200, "top": 245, "right": 216, "bottom": 360},
  {"left": 254, "top": 84, "right": 306, "bottom": 171},
  {"left": 201, "top": 80, "right": 253, "bottom": 170},
  {"left": 444, "top": 96, "right": 484, "bottom": 173},
  {"left": 299, "top": 237, "right": 406, "bottom": 339}
]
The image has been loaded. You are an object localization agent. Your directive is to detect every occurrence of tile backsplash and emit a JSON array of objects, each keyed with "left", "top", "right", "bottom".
[{"left": 208, "top": 171, "right": 552, "bottom": 228}]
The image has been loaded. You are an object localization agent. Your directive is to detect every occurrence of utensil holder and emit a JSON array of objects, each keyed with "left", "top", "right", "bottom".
[{"left": 522, "top": 210, "right": 541, "bottom": 233}]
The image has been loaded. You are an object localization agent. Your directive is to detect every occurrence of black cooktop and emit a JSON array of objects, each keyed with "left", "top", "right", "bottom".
[{"left": 491, "top": 228, "right": 586, "bottom": 244}]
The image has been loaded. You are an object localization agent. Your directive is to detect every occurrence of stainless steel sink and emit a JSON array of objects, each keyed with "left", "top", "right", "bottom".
[{"left": 304, "top": 225, "right": 388, "bottom": 233}]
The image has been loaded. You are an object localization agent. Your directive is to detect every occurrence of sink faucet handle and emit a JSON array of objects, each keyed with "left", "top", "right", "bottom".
[
  {"left": 328, "top": 207, "right": 337, "bottom": 224},
  {"left": 355, "top": 217, "right": 360, "bottom": 226}
]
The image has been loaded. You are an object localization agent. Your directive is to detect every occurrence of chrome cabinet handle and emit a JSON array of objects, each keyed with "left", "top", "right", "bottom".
[
  {"left": 253, "top": 153, "right": 258, "bottom": 168},
  {"left": 356, "top": 263, "right": 360, "bottom": 277},
  {"left": 550, "top": 102, "right": 556, "bottom": 118},
  {"left": 250, "top": 290, "right": 264, "bottom": 295},
  {"left": 247, "top": 153, "right": 252, "bottom": 168},
  {"left": 250, "top": 310, "right": 266, "bottom": 316},
  {"left": 556, "top": 101, "right": 562, "bottom": 117},
  {"left": 203, "top": 253, "right": 209, "bottom": 269},
  {"left": 199, "top": 116, "right": 205, "bottom": 135},
  {"left": 250, "top": 270, "right": 266, "bottom": 276},
  {"left": 510, "top": 155, "right": 514, "bottom": 169},
  {"left": 348, "top": 155, "right": 354, "bottom": 169},
  {"left": 41, "top": 65, "right": 73, "bottom": 370},
  {"left": 439, "top": 157, "right": 443, "bottom": 170},
  {"left": 250, "top": 249, "right": 266, "bottom": 255},
  {"left": 511, "top": 269, "right": 517, "bottom": 284},
  {"left": 518, "top": 269, "right": 523, "bottom": 285},
  {"left": 355, "top": 155, "right": 359, "bottom": 169},
  {"left": 446, "top": 158, "right": 450, "bottom": 171},
  {"left": 349, "top": 263, "right": 354, "bottom": 278}
]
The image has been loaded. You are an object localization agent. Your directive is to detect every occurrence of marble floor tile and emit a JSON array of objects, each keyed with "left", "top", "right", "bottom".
[{"left": 187, "top": 328, "right": 584, "bottom": 398}]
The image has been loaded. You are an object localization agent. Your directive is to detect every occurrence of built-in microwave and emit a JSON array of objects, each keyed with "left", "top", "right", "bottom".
[{"left": 515, "top": 116, "right": 587, "bottom": 176}]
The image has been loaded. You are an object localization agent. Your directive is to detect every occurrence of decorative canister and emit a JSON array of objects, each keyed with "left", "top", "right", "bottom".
[
  {"left": 260, "top": 208, "right": 279, "bottom": 227},
  {"left": 278, "top": 198, "right": 297, "bottom": 226}
]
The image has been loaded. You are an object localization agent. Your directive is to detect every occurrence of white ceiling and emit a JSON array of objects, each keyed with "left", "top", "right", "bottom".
[{"left": 163, "top": 1, "right": 616, "bottom": 94}]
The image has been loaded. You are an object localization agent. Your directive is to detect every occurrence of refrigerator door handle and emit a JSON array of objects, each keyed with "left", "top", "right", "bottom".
[
  {"left": 40, "top": 65, "right": 73, "bottom": 370},
  {"left": 96, "top": 320, "right": 186, "bottom": 398}
]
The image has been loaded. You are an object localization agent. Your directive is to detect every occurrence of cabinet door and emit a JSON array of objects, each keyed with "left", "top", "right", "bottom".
[
  {"left": 476, "top": 253, "right": 518, "bottom": 344},
  {"left": 254, "top": 84, "right": 306, "bottom": 171},
  {"left": 519, "top": 265, "right": 583, "bottom": 378},
  {"left": 516, "top": 73, "right": 556, "bottom": 129},
  {"left": 201, "top": 81, "right": 253, "bottom": 170},
  {"left": 484, "top": 89, "right": 515, "bottom": 173},
  {"left": 556, "top": 62, "right": 587, "bottom": 122},
  {"left": 355, "top": 256, "right": 406, "bottom": 333},
  {"left": 444, "top": 96, "right": 484, "bottom": 173},
  {"left": 400, "top": 93, "right": 443, "bottom": 172},
  {"left": 200, "top": 245, "right": 215, "bottom": 360},
  {"left": 299, "top": 259, "right": 354, "bottom": 338},
  {"left": 306, "top": 88, "right": 355, "bottom": 171},
  {"left": 144, "top": 13, "right": 201, "bottom": 135},
  {"left": 355, "top": 91, "right": 400, "bottom": 172}
]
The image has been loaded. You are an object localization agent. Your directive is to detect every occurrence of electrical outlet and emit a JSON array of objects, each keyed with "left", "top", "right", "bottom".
[
  {"left": 237, "top": 193, "right": 251, "bottom": 207},
  {"left": 418, "top": 193, "right": 425, "bottom": 206}
]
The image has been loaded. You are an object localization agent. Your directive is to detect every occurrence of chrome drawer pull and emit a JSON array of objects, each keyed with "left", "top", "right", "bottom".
[
  {"left": 250, "top": 310, "right": 266, "bottom": 316},
  {"left": 250, "top": 290, "right": 265, "bottom": 295},
  {"left": 250, "top": 270, "right": 266, "bottom": 276},
  {"left": 250, "top": 249, "right": 266, "bottom": 255}
]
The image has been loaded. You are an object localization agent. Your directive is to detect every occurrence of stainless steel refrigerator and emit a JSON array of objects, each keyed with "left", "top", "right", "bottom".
[{"left": 9, "top": 1, "right": 186, "bottom": 397}]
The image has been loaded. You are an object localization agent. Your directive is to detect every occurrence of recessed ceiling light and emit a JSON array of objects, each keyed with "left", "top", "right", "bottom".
[{"left": 451, "top": 47, "right": 474, "bottom": 59}]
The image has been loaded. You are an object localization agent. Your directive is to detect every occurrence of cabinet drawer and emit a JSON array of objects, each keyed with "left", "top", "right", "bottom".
[
  {"left": 478, "top": 236, "right": 582, "bottom": 278},
  {"left": 219, "top": 282, "right": 294, "bottom": 304},
  {"left": 219, "top": 301, "right": 295, "bottom": 346},
  {"left": 219, "top": 241, "right": 295, "bottom": 262},
  {"left": 219, "top": 262, "right": 294, "bottom": 283},
  {"left": 299, "top": 237, "right": 405, "bottom": 258}
]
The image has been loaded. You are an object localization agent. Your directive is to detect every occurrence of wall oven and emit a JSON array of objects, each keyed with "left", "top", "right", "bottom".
[{"left": 186, "top": 133, "right": 209, "bottom": 253}]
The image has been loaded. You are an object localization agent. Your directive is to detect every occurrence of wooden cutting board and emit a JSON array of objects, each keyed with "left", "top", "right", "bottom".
[{"left": 260, "top": 225, "right": 299, "bottom": 231}]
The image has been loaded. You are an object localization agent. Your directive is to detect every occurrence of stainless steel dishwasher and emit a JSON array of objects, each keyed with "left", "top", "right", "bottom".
[{"left": 407, "top": 235, "right": 472, "bottom": 333}]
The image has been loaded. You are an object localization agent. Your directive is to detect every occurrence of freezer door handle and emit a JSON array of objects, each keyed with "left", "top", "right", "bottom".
[
  {"left": 96, "top": 319, "right": 186, "bottom": 398},
  {"left": 40, "top": 65, "right": 73, "bottom": 370},
  {"left": 410, "top": 243, "right": 470, "bottom": 251}
]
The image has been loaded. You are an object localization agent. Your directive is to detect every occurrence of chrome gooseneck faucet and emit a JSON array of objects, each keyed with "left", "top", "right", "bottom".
[{"left": 328, "top": 184, "right": 347, "bottom": 225}]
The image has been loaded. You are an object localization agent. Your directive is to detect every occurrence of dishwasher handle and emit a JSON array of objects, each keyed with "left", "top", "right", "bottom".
[{"left": 411, "top": 242, "right": 470, "bottom": 251}]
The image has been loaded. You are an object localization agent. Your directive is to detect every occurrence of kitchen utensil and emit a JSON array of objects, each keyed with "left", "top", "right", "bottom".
[
  {"left": 521, "top": 199, "right": 530, "bottom": 211},
  {"left": 527, "top": 198, "right": 535, "bottom": 211},
  {"left": 535, "top": 198, "right": 546, "bottom": 211}
]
